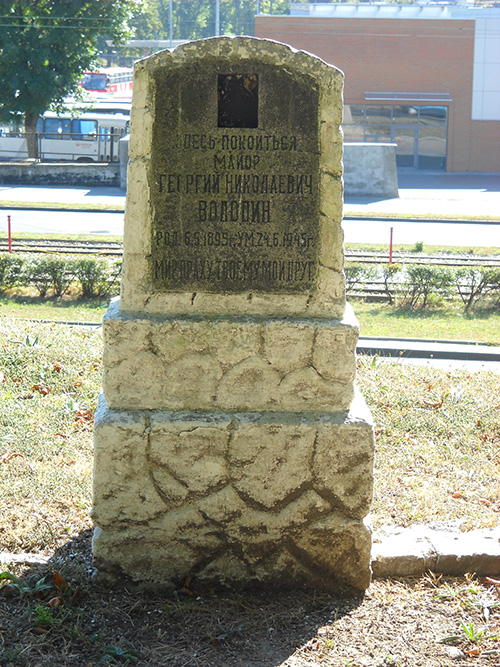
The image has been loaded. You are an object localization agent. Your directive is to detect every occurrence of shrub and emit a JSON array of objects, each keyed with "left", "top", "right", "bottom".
[
  {"left": 25, "top": 255, "right": 77, "bottom": 297},
  {"left": 47, "top": 256, "right": 77, "bottom": 297},
  {"left": 402, "top": 264, "right": 454, "bottom": 309},
  {"left": 381, "top": 263, "right": 402, "bottom": 305},
  {"left": 73, "top": 257, "right": 121, "bottom": 299},
  {"left": 25, "top": 256, "right": 52, "bottom": 297},
  {"left": 344, "top": 262, "right": 378, "bottom": 293},
  {"left": 454, "top": 266, "right": 500, "bottom": 311},
  {"left": 0, "top": 253, "right": 25, "bottom": 293}
]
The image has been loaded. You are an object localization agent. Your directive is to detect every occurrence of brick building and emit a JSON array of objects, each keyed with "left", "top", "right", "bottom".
[{"left": 255, "top": 3, "right": 500, "bottom": 172}]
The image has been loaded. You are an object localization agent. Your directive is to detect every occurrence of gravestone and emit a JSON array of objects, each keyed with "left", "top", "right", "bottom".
[{"left": 92, "top": 37, "right": 375, "bottom": 592}]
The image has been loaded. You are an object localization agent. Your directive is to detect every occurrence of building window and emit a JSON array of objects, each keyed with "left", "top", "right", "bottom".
[{"left": 343, "top": 104, "right": 448, "bottom": 170}]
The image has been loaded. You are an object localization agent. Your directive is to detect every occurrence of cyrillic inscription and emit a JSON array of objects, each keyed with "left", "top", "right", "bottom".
[{"left": 150, "top": 65, "right": 320, "bottom": 293}]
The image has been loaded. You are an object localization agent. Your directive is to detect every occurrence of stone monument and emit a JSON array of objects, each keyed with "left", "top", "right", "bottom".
[{"left": 92, "top": 37, "right": 375, "bottom": 592}]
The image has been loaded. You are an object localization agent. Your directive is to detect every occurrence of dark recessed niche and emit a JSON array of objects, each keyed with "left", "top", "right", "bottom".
[{"left": 218, "top": 73, "right": 258, "bottom": 128}]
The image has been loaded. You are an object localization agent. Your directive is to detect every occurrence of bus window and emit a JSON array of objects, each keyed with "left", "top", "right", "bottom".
[
  {"left": 82, "top": 73, "right": 108, "bottom": 91},
  {"left": 61, "top": 119, "right": 71, "bottom": 138},
  {"left": 44, "top": 118, "right": 61, "bottom": 139},
  {"left": 72, "top": 119, "right": 97, "bottom": 140}
]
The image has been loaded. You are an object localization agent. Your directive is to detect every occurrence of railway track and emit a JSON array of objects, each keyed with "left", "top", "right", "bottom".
[
  {"left": 0, "top": 238, "right": 123, "bottom": 256},
  {"left": 346, "top": 250, "right": 500, "bottom": 267},
  {"left": 1, "top": 237, "right": 499, "bottom": 266}
]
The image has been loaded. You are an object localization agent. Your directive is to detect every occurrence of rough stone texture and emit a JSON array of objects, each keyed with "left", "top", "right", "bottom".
[
  {"left": 102, "top": 298, "right": 359, "bottom": 412},
  {"left": 92, "top": 389, "right": 374, "bottom": 591},
  {"left": 372, "top": 523, "right": 500, "bottom": 578},
  {"left": 119, "top": 37, "right": 345, "bottom": 319},
  {"left": 92, "top": 36, "right": 375, "bottom": 594}
]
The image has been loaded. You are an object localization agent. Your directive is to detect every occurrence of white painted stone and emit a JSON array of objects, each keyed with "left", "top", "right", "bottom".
[{"left": 92, "top": 36, "right": 375, "bottom": 593}]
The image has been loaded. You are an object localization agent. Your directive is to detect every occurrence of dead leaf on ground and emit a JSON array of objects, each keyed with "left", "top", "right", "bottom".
[
  {"left": 49, "top": 596, "right": 63, "bottom": 609},
  {"left": 178, "top": 575, "right": 194, "bottom": 596},
  {"left": 1, "top": 451, "right": 24, "bottom": 464},
  {"left": 423, "top": 395, "right": 445, "bottom": 409},
  {"left": 32, "top": 384, "right": 51, "bottom": 395},
  {"left": 482, "top": 577, "right": 500, "bottom": 586},
  {"left": 74, "top": 409, "right": 94, "bottom": 430},
  {"left": 53, "top": 571, "right": 71, "bottom": 595}
]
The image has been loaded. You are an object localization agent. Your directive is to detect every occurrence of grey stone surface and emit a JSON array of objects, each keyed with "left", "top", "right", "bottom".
[
  {"left": 120, "top": 36, "right": 345, "bottom": 319},
  {"left": 372, "top": 523, "right": 500, "bottom": 578},
  {"left": 92, "top": 36, "right": 375, "bottom": 593},
  {"left": 93, "top": 390, "right": 374, "bottom": 591},
  {"left": 102, "top": 298, "right": 359, "bottom": 412}
]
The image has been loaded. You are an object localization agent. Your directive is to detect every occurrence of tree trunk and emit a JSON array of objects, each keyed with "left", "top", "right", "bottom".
[{"left": 24, "top": 112, "right": 39, "bottom": 160}]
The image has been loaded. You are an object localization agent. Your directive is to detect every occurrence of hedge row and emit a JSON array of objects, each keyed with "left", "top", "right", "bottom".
[
  {"left": 345, "top": 262, "right": 500, "bottom": 311},
  {"left": 0, "top": 253, "right": 121, "bottom": 299}
]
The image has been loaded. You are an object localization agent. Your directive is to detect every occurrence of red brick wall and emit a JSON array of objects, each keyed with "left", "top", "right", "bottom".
[{"left": 256, "top": 16, "right": 500, "bottom": 172}]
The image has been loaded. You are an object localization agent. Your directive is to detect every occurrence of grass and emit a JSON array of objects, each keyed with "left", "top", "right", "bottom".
[
  {"left": 0, "top": 294, "right": 109, "bottom": 322},
  {"left": 344, "top": 211, "right": 500, "bottom": 223},
  {"left": 0, "top": 319, "right": 100, "bottom": 553},
  {"left": 2, "top": 294, "right": 500, "bottom": 346},
  {"left": 345, "top": 242, "right": 500, "bottom": 256},
  {"left": 2, "top": 231, "right": 123, "bottom": 243},
  {"left": 1, "top": 319, "right": 500, "bottom": 665},
  {"left": 0, "top": 318, "right": 499, "bottom": 557},
  {"left": 359, "top": 355, "right": 500, "bottom": 529},
  {"left": 1, "top": 201, "right": 124, "bottom": 212},
  {"left": 353, "top": 300, "right": 500, "bottom": 345}
]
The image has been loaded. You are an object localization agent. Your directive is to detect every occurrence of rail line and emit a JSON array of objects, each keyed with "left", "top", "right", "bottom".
[
  {"left": 0, "top": 238, "right": 123, "bottom": 256},
  {"left": 1, "top": 237, "right": 499, "bottom": 266}
]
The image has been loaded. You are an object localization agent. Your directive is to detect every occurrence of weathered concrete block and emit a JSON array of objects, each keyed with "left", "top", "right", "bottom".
[
  {"left": 93, "top": 36, "right": 375, "bottom": 594},
  {"left": 102, "top": 299, "right": 359, "bottom": 413},
  {"left": 92, "top": 389, "right": 374, "bottom": 591}
]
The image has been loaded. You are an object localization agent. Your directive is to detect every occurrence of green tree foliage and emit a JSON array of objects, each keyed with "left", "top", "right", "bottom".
[
  {"left": 134, "top": 0, "right": 290, "bottom": 42},
  {"left": 0, "top": 0, "right": 139, "bottom": 157}
]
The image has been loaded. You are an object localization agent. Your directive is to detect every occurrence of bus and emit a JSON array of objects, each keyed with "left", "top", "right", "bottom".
[
  {"left": 0, "top": 110, "right": 129, "bottom": 162},
  {"left": 81, "top": 68, "right": 133, "bottom": 97}
]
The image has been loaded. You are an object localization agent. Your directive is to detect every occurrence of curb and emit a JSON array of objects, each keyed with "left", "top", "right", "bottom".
[
  {"left": 358, "top": 337, "right": 500, "bottom": 362},
  {"left": 372, "top": 523, "right": 500, "bottom": 578}
]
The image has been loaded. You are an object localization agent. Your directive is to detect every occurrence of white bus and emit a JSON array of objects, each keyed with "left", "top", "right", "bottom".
[{"left": 0, "top": 110, "right": 129, "bottom": 162}]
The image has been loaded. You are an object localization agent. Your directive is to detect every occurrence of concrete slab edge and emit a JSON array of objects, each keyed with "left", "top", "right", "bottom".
[{"left": 372, "top": 523, "right": 500, "bottom": 578}]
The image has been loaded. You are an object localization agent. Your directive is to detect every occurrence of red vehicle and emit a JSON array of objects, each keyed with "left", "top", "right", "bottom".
[{"left": 81, "top": 68, "right": 133, "bottom": 97}]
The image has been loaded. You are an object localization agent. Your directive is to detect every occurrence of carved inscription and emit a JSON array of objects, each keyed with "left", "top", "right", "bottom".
[{"left": 150, "top": 67, "right": 320, "bottom": 293}]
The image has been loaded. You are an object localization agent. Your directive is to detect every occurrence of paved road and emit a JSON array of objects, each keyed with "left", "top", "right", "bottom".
[
  {"left": 343, "top": 217, "right": 500, "bottom": 247},
  {"left": 0, "top": 208, "right": 124, "bottom": 236}
]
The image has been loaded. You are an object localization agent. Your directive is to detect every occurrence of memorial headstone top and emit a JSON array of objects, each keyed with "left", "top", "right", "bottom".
[{"left": 120, "top": 37, "right": 345, "bottom": 318}]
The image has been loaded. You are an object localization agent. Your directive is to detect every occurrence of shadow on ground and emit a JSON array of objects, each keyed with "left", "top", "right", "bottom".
[{"left": 0, "top": 530, "right": 364, "bottom": 666}]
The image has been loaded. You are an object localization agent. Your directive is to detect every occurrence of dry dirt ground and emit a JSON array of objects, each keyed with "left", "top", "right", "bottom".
[{"left": 1, "top": 531, "right": 500, "bottom": 666}]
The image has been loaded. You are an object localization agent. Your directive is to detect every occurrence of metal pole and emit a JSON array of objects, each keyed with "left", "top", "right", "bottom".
[
  {"left": 7, "top": 215, "right": 12, "bottom": 253},
  {"left": 215, "top": 0, "right": 220, "bottom": 36},
  {"left": 257, "top": 0, "right": 260, "bottom": 14},
  {"left": 169, "top": 0, "right": 173, "bottom": 48},
  {"left": 389, "top": 227, "right": 393, "bottom": 264}
]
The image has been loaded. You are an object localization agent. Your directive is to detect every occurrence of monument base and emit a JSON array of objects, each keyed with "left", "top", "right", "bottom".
[{"left": 92, "top": 391, "right": 374, "bottom": 592}]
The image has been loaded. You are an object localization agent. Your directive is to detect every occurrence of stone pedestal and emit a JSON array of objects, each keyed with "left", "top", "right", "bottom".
[{"left": 92, "top": 37, "right": 375, "bottom": 592}]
